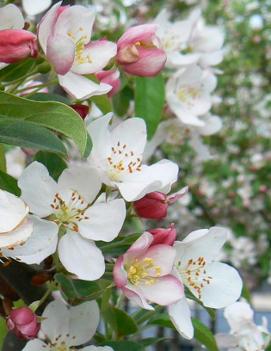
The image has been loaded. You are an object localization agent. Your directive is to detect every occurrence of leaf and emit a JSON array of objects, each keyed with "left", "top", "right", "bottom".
[
  {"left": 29, "top": 93, "right": 70, "bottom": 104},
  {"left": 97, "top": 233, "right": 140, "bottom": 256},
  {"left": 0, "top": 119, "right": 67, "bottom": 154},
  {"left": 141, "top": 337, "right": 167, "bottom": 347},
  {"left": 192, "top": 318, "right": 219, "bottom": 351},
  {"left": 0, "top": 58, "right": 37, "bottom": 83},
  {"left": 135, "top": 75, "right": 165, "bottom": 139},
  {"left": 0, "top": 317, "right": 8, "bottom": 349},
  {"left": 91, "top": 94, "right": 112, "bottom": 114},
  {"left": 113, "top": 86, "right": 133, "bottom": 116},
  {"left": 100, "top": 341, "right": 144, "bottom": 351},
  {"left": 0, "top": 170, "right": 20, "bottom": 195},
  {"left": 103, "top": 306, "right": 138, "bottom": 337},
  {"left": 0, "top": 92, "right": 87, "bottom": 155},
  {"left": 34, "top": 151, "right": 67, "bottom": 180},
  {"left": 0, "top": 144, "right": 6, "bottom": 172},
  {"left": 54, "top": 273, "right": 111, "bottom": 301}
]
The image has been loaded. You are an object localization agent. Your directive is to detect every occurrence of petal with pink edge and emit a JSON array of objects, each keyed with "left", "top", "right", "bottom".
[
  {"left": 138, "top": 275, "right": 184, "bottom": 305},
  {"left": 122, "top": 286, "right": 154, "bottom": 310},
  {"left": 113, "top": 256, "right": 127, "bottom": 288},
  {"left": 118, "top": 24, "right": 158, "bottom": 47}
]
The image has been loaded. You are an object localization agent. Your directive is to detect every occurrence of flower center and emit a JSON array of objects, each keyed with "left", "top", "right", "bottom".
[
  {"left": 107, "top": 141, "right": 142, "bottom": 181},
  {"left": 177, "top": 86, "right": 200, "bottom": 105},
  {"left": 126, "top": 257, "right": 161, "bottom": 286},
  {"left": 176, "top": 256, "right": 213, "bottom": 299},
  {"left": 52, "top": 343, "right": 73, "bottom": 351},
  {"left": 50, "top": 191, "right": 89, "bottom": 232},
  {"left": 67, "top": 29, "right": 92, "bottom": 65}
]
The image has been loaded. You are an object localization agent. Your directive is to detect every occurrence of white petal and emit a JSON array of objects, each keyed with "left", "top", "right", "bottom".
[
  {"left": 22, "top": 0, "right": 52, "bottom": 16},
  {"left": 67, "top": 301, "right": 100, "bottom": 347},
  {"left": 3, "top": 216, "right": 58, "bottom": 264},
  {"left": 224, "top": 301, "right": 254, "bottom": 332},
  {"left": 79, "top": 198, "right": 126, "bottom": 242},
  {"left": 18, "top": 161, "right": 57, "bottom": 217},
  {"left": 38, "top": 2, "right": 61, "bottom": 53},
  {"left": 0, "top": 190, "right": 28, "bottom": 233},
  {"left": 0, "top": 4, "right": 24, "bottom": 30},
  {"left": 200, "top": 262, "right": 242, "bottom": 309},
  {"left": 174, "top": 227, "right": 229, "bottom": 265},
  {"left": 72, "top": 40, "right": 117, "bottom": 75},
  {"left": 58, "top": 164, "right": 102, "bottom": 203},
  {"left": 22, "top": 339, "right": 50, "bottom": 351},
  {"left": 168, "top": 298, "right": 194, "bottom": 339},
  {"left": 198, "top": 114, "right": 222, "bottom": 136},
  {"left": 81, "top": 347, "right": 114, "bottom": 351},
  {"left": 110, "top": 117, "right": 147, "bottom": 156},
  {"left": 41, "top": 300, "right": 69, "bottom": 344},
  {"left": 0, "top": 218, "right": 33, "bottom": 249},
  {"left": 58, "top": 233, "right": 105, "bottom": 281},
  {"left": 59, "top": 72, "right": 111, "bottom": 100},
  {"left": 53, "top": 5, "right": 95, "bottom": 45}
]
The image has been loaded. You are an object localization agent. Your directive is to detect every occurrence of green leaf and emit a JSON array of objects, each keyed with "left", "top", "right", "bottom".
[
  {"left": 100, "top": 341, "right": 144, "bottom": 351},
  {"left": 103, "top": 306, "right": 138, "bottom": 337},
  {"left": 91, "top": 94, "right": 112, "bottom": 114},
  {"left": 192, "top": 318, "right": 219, "bottom": 351},
  {"left": 0, "top": 317, "right": 8, "bottom": 349},
  {"left": 135, "top": 75, "right": 165, "bottom": 139},
  {"left": 0, "top": 170, "right": 20, "bottom": 195},
  {"left": 0, "top": 58, "right": 37, "bottom": 83},
  {"left": 0, "top": 119, "right": 66, "bottom": 154},
  {"left": 113, "top": 86, "right": 133, "bottom": 116},
  {"left": 141, "top": 337, "right": 167, "bottom": 347},
  {"left": 0, "top": 92, "right": 87, "bottom": 155},
  {"left": 0, "top": 144, "right": 6, "bottom": 172},
  {"left": 34, "top": 151, "right": 67, "bottom": 180},
  {"left": 29, "top": 93, "right": 70, "bottom": 104},
  {"left": 54, "top": 273, "right": 111, "bottom": 301},
  {"left": 97, "top": 233, "right": 140, "bottom": 256}
]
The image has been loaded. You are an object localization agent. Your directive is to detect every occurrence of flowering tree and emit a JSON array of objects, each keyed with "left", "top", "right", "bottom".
[{"left": 0, "top": 0, "right": 270, "bottom": 350}]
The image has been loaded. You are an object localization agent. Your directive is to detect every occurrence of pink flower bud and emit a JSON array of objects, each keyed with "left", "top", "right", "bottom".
[
  {"left": 0, "top": 29, "right": 38, "bottom": 64},
  {"left": 7, "top": 307, "right": 40, "bottom": 340},
  {"left": 96, "top": 69, "right": 121, "bottom": 97},
  {"left": 133, "top": 192, "right": 168, "bottom": 219},
  {"left": 117, "top": 24, "right": 166, "bottom": 77},
  {"left": 70, "top": 104, "right": 90, "bottom": 120},
  {"left": 149, "top": 224, "right": 177, "bottom": 246}
]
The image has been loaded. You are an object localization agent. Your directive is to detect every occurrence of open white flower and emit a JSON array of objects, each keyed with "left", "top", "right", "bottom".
[
  {"left": 216, "top": 300, "right": 270, "bottom": 350},
  {"left": 0, "top": 189, "right": 58, "bottom": 265},
  {"left": 18, "top": 162, "right": 126, "bottom": 280},
  {"left": 38, "top": 2, "right": 116, "bottom": 99},
  {"left": 168, "top": 227, "right": 242, "bottom": 339},
  {"left": 156, "top": 8, "right": 224, "bottom": 68},
  {"left": 87, "top": 114, "right": 179, "bottom": 202},
  {"left": 166, "top": 64, "right": 217, "bottom": 129},
  {"left": 23, "top": 300, "right": 114, "bottom": 351}
]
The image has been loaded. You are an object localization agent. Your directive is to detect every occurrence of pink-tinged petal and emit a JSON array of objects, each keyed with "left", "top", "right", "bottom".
[
  {"left": 167, "top": 186, "right": 189, "bottom": 204},
  {"left": 122, "top": 286, "right": 154, "bottom": 310},
  {"left": 47, "top": 34, "right": 75, "bottom": 74},
  {"left": 149, "top": 224, "right": 177, "bottom": 246},
  {"left": 72, "top": 40, "right": 117, "bottom": 75},
  {"left": 96, "top": 70, "right": 121, "bottom": 97},
  {"left": 139, "top": 275, "right": 184, "bottom": 306},
  {"left": 38, "top": 2, "right": 62, "bottom": 53},
  {"left": 113, "top": 256, "right": 127, "bottom": 288},
  {"left": 126, "top": 232, "right": 153, "bottom": 259},
  {"left": 133, "top": 192, "right": 168, "bottom": 220},
  {"left": 122, "top": 47, "right": 166, "bottom": 77},
  {"left": 0, "top": 30, "right": 38, "bottom": 63},
  {"left": 58, "top": 71, "right": 112, "bottom": 100},
  {"left": 118, "top": 24, "right": 158, "bottom": 48},
  {"left": 143, "top": 244, "right": 176, "bottom": 276}
]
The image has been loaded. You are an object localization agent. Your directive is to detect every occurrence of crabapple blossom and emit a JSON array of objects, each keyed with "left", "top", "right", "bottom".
[
  {"left": 168, "top": 227, "right": 242, "bottom": 339},
  {"left": 38, "top": 2, "right": 117, "bottom": 99},
  {"left": 96, "top": 69, "right": 121, "bottom": 97},
  {"left": 7, "top": 307, "right": 40, "bottom": 340},
  {"left": 87, "top": 114, "right": 179, "bottom": 201},
  {"left": 0, "top": 4, "right": 37, "bottom": 65},
  {"left": 18, "top": 161, "right": 126, "bottom": 280},
  {"left": 133, "top": 187, "right": 188, "bottom": 219},
  {"left": 166, "top": 64, "right": 217, "bottom": 129},
  {"left": 117, "top": 24, "right": 166, "bottom": 77},
  {"left": 149, "top": 224, "right": 177, "bottom": 246},
  {"left": 22, "top": 0, "right": 52, "bottom": 16},
  {"left": 216, "top": 300, "right": 270, "bottom": 350},
  {"left": 113, "top": 232, "right": 184, "bottom": 309},
  {"left": 22, "top": 300, "right": 113, "bottom": 351},
  {"left": 0, "top": 189, "right": 58, "bottom": 265}
]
